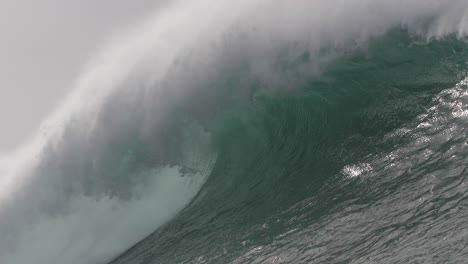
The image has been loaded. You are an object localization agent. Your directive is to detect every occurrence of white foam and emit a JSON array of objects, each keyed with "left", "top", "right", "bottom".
[{"left": 3, "top": 166, "right": 210, "bottom": 264}]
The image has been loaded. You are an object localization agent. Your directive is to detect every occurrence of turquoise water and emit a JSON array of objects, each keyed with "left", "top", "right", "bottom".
[{"left": 110, "top": 31, "right": 468, "bottom": 263}]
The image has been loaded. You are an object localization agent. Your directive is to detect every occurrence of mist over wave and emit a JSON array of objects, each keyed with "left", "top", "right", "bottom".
[{"left": 0, "top": 0, "right": 467, "bottom": 263}]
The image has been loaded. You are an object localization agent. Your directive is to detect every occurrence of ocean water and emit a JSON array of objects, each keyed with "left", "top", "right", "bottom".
[{"left": 1, "top": 1, "right": 468, "bottom": 264}]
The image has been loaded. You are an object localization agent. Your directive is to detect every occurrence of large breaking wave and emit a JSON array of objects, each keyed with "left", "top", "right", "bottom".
[{"left": 0, "top": 1, "right": 468, "bottom": 263}]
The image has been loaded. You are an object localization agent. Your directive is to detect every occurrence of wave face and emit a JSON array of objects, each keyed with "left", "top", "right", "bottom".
[{"left": 1, "top": 0, "right": 468, "bottom": 263}]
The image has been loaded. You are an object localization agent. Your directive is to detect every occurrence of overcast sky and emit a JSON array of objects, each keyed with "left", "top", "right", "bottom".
[{"left": 0, "top": 0, "right": 166, "bottom": 153}]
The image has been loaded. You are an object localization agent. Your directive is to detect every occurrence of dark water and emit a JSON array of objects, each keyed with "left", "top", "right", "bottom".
[{"left": 109, "top": 31, "right": 468, "bottom": 263}]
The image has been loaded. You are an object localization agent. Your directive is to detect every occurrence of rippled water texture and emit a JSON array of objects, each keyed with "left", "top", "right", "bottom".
[{"left": 111, "top": 39, "right": 468, "bottom": 263}]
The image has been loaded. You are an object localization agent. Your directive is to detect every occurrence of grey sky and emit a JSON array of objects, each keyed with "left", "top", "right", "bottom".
[{"left": 0, "top": 0, "right": 165, "bottom": 153}]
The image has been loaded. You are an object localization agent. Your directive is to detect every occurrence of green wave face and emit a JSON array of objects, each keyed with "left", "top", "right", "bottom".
[{"left": 110, "top": 31, "right": 468, "bottom": 263}]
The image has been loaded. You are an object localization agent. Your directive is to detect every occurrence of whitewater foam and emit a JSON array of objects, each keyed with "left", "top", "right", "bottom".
[{"left": 3, "top": 166, "right": 211, "bottom": 264}]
